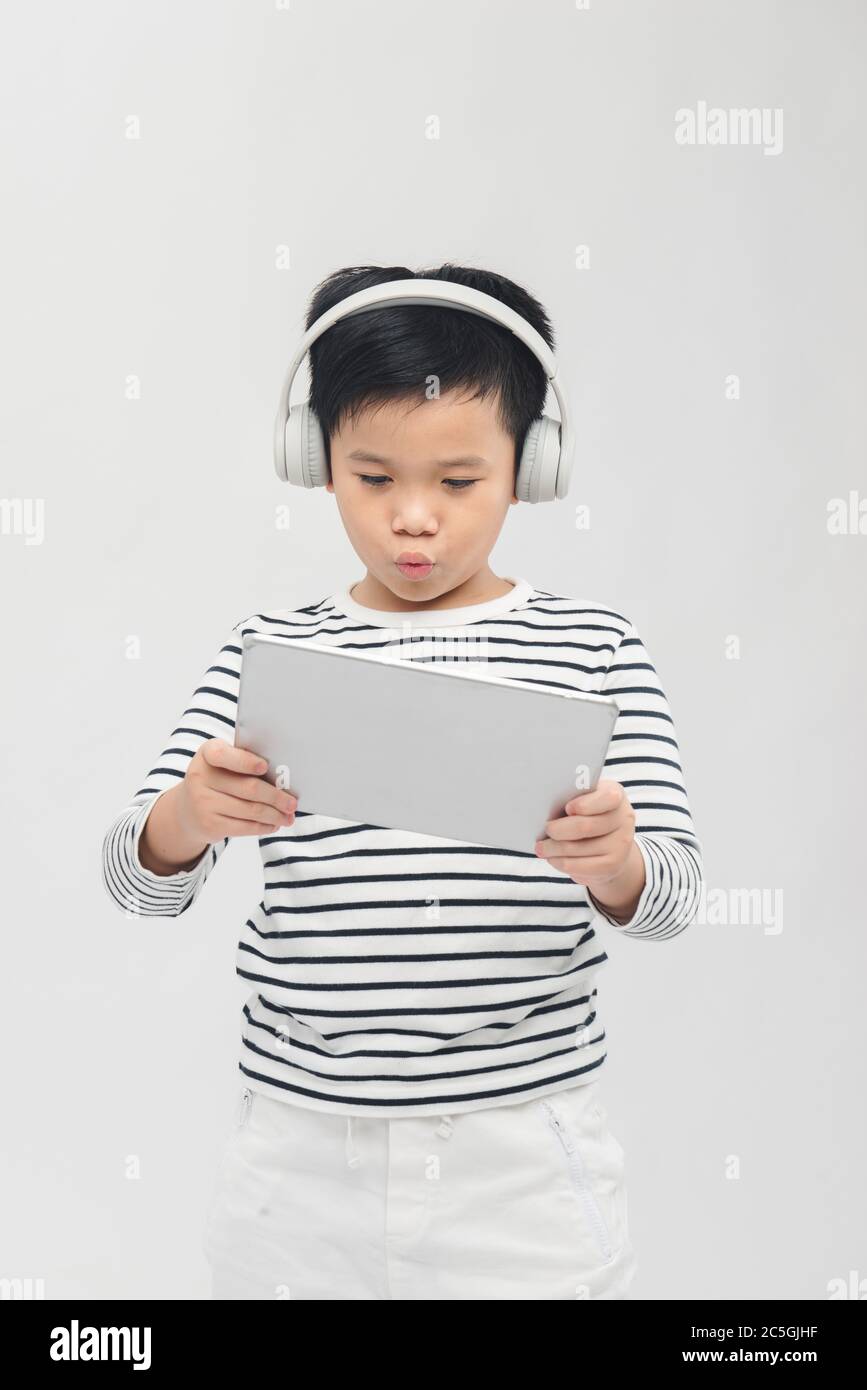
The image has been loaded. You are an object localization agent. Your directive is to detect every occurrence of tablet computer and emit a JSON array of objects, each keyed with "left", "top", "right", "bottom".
[{"left": 234, "top": 634, "right": 619, "bottom": 854}]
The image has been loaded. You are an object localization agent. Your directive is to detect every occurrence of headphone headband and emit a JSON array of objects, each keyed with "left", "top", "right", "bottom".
[{"left": 274, "top": 277, "right": 573, "bottom": 502}]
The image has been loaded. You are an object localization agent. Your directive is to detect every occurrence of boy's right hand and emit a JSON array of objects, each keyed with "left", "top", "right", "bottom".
[{"left": 176, "top": 738, "right": 297, "bottom": 842}]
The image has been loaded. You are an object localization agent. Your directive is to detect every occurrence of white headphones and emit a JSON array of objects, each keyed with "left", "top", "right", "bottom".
[{"left": 273, "top": 278, "right": 573, "bottom": 503}]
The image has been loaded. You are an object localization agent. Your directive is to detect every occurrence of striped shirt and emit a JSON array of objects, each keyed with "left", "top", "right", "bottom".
[{"left": 101, "top": 576, "right": 703, "bottom": 1118}]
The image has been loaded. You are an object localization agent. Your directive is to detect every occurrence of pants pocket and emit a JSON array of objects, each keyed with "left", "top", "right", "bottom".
[
  {"left": 202, "top": 1087, "right": 271, "bottom": 1257},
  {"left": 538, "top": 1089, "right": 627, "bottom": 1266}
]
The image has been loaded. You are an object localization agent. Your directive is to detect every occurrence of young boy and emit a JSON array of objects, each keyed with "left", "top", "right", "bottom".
[{"left": 102, "top": 262, "right": 703, "bottom": 1301}]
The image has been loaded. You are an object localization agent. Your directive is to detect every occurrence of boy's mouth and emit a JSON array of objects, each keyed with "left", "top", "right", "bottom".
[{"left": 396, "top": 551, "right": 435, "bottom": 580}]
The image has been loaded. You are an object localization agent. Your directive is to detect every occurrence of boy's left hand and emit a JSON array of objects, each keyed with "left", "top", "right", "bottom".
[{"left": 533, "top": 779, "right": 636, "bottom": 889}]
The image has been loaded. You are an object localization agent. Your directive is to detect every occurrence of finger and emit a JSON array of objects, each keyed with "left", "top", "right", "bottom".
[
  {"left": 202, "top": 738, "right": 269, "bottom": 778},
  {"left": 205, "top": 764, "right": 297, "bottom": 814},
  {"left": 564, "top": 781, "right": 624, "bottom": 816},
  {"left": 210, "top": 790, "right": 293, "bottom": 828},
  {"left": 543, "top": 807, "right": 622, "bottom": 841},
  {"left": 553, "top": 855, "right": 613, "bottom": 880},
  {"left": 536, "top": 830, "right": 620, "bottom": 859},
  {"left": 219, "top": 816, "right": 286, "bottom": 839}
]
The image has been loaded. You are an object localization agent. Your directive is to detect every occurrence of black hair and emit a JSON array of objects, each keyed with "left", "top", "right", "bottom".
[{"left": 302, "top": 262, "right": 555, "bottom": 481}]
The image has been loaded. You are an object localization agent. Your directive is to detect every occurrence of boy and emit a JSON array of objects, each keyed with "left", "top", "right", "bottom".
[{"left": 102, "top": 262, "right": 703, "bottom": 1300}]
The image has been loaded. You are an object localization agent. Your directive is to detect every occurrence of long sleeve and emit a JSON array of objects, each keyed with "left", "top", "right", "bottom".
[
  {"left": 101, "top": 617, "right": 248, "bottom": 919},
  {"left": 586, "top": 620, "right": 704, "bottom": 940}
]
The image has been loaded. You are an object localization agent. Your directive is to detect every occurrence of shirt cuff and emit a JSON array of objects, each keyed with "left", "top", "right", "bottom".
[{"left": 109, "top": 791, "right": 212, "bottom": 916}]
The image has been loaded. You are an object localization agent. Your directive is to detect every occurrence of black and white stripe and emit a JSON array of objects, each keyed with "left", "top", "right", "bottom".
[{"left": 102, "top": 583, "right": 703, "bottom": 1117}]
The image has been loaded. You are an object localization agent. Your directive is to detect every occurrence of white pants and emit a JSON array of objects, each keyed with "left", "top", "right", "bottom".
[{"left": 202, "top": 1080, "right": 638, "bottom": 1300}]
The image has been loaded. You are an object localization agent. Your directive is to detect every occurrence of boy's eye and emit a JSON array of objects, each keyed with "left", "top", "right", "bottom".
[{"left": 358, "top": 475, "right": 477, "bottom": 491}]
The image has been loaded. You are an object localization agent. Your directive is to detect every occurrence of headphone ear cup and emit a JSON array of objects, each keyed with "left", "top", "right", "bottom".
[
  {"left": 516, "top": 415, "right": 563, "bottom": 503},
  {"left": 282, "top": 400, "right": 329, "bottom": 488}
]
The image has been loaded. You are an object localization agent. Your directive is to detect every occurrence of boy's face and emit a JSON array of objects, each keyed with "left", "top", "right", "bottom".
[{"left": 325, "top": 389, "right": 519, "bottom": 611}]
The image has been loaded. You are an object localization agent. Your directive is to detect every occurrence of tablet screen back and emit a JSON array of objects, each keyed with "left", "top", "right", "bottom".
[{"left": 235, "top": 635, "right": 619, "bottom": 854}]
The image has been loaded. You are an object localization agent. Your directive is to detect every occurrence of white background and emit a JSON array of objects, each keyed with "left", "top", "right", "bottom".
[{"left": 1, "top": 0, "right": 865, "bottom": 1299}]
